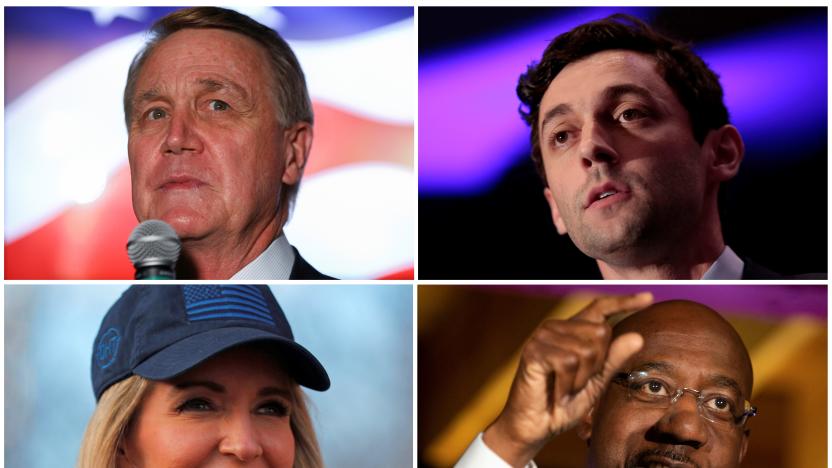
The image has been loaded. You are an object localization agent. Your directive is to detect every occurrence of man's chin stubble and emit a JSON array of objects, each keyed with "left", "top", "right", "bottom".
[{"left": 571, "top": 218, "right": 648, "bottom": 264}]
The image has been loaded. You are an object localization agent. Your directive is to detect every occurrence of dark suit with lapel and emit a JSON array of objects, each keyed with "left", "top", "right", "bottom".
[
  {"left": 741, "top": 258, "right": 782, "bottom": 279},
  {"left": 741, "top": 257, "right": 826, "bottom": 280},
  {"left": 290, "top": 247, "right": 336, "bottom": 280}
]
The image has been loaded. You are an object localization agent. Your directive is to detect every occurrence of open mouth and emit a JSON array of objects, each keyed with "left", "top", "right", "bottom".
[{"left": 585, "top": 183, "right": 629, "bottom": 209}]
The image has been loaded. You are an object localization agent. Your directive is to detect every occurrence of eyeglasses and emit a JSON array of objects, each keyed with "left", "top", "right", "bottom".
[{"left": 613, "top": 371, "right": 757, "bottom": 428}]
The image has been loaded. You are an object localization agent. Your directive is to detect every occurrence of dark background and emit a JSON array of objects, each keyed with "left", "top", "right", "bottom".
[{"left": 418, "top": 7, "right": 827, "bottom": 279}]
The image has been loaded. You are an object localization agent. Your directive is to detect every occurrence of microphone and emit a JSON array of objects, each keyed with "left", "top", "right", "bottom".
[{"left": 127, "top": 220, "right": 181, "bottom": 279}]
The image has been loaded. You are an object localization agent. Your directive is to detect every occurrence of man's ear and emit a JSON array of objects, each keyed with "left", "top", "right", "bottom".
[
  {"left": 544, "top": 188, "right": 568, "bottom": 235},
  {"left": 576, "top": 406, "right": 594, "bottom": 443},
  {"left": 704, "top": 124, "right": 743, "bottom": 183},
  {"left": 281, "top": 122, "right": 313, "bottom": 186}
]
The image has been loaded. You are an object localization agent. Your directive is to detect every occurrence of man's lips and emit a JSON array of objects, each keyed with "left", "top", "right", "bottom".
[
  {"left": 584, "top": 182, "right": 630, "bottom": 209},
  {"left": 636, "top": 454, "right": 697, "bottom": 468},
  {"left": 631, "top": 448, "right": 699, "bottom": 468},
  {"left": 158, "top": 176, "right": 207, "bottom": 191}
]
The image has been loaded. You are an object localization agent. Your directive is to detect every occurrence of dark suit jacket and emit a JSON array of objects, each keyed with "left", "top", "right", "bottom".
[
  {"left": 290, "top": 247, "right": 336, "bottom": 280},
  {"left": 741, "top": 257, "right": 826, "bottom": 280}
]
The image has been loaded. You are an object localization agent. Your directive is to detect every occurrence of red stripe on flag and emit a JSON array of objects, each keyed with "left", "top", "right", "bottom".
[
  {"left": 306, "top": 102, "right": 413, "bottom": 175},
  {"left": 5, "top": 165, "right": 136, "bottom": 279}
]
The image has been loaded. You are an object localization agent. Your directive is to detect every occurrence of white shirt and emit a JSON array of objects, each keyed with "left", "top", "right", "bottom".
[
  {"left": 455, "top": 433, "right": 537, "bottom": 468},
  {"left": 701, "top": 246, "right": 744, "bottom": 280},
  {"left": 230, "top": 234, "right": 295, "bottom": 280}
]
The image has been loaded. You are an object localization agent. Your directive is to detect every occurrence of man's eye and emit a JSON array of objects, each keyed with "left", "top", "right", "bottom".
[
  {"left": 636, "top": 379, "right": 668, "bottom": 396},
  {"left": 703, "top": 395, "right": 735, "bottom": 414},
  {"left": 209, "top": 99, "right": 230, "bottom": 111},
  {"left": 176, "top": 398, "right": 214, "bottom": 413},
  {"left": 552, "top": 130, "right": 570, "bottom": 146},
  {"left": 146, "top": 108, "right": 167, "bottom": 121},
  {"left": 617, "top": 108, "right": 647, "bottom": 123}
]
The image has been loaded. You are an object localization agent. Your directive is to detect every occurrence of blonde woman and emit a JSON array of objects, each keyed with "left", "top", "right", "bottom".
[{"left": 78, "top": 285, "right": 329, "bottom": 467}]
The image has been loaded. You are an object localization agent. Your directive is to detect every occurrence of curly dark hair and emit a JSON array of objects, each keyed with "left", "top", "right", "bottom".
[{"left": 517, "top": 14, "right": 729, "bottom": 183}]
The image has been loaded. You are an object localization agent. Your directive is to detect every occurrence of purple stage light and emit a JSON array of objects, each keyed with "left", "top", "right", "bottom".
[
  {"left": 419, "top": 8, "right": 646, "bottom": 195},
  {"left": 501, "top": 284, "right": 827, "bottom": 320},
  {"left": 419, "top": 9, "right": 826, "bottom": 195},
  {"left": 701, "top": 21, "right": 827, "bottom": 158}
]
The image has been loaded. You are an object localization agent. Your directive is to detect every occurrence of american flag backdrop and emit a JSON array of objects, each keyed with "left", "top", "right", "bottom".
[{"left": 5, "top": 7, "right": 415, "bottom": 279}]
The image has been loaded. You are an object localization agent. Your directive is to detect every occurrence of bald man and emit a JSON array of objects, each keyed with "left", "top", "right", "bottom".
[{"left": 456, "top": 294, "right": 756, "bottom": 467}]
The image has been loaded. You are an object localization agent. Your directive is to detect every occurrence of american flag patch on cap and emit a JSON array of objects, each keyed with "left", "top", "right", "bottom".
[{"left": 182, "top": 285, "right": 276, "bottom": 326}]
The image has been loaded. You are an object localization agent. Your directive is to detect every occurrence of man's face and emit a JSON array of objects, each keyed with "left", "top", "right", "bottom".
[
  {"left": 538, "top": 50, "right": 709, "bottom": 266},
  {"left": 584, "top": 306, "right": 752, "bottom": 468},
  {"left": 128, "top": 28, "right": 295, "bottom": 242}
]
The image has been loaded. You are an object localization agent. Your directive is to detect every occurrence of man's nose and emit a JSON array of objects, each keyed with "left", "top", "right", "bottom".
[
  {"left": 650, "top": 392, "right": 710, "bottom": 449},
  {"left": 162, "top": 111, "right": 203, "bottom": 155},
  {"left": 218, "top": 415, "right": 264, "bottom": 462},
  {"left": 578, "top": 120, "right": 618, "bottom": 169}
]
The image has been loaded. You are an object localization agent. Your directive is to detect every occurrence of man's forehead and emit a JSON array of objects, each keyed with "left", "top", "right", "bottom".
[
  {"left": 539, "top": 50, "right": 670, "bottom": 116},
  {"left": 616, "top": 304, "right": 744, "bottom": 346},
  {"left": 152, "top": 27, "right": 264, "bottom": 58},
  {"left": 552, "top": 49, "right": 664, "bottom": 88},
  {"left": 634, "top": 327, "right": 739, "bottom": 357},
  {"left": 136, "top": 76, "right": 248, "bottom": 96},
  {"left": 133, "top": 29, "right": 269, "bottom": 102},
  {"left": 621, "top": 316, "right": 753, "bottom": 394},
  {"left": 140, "top": 28, "right": 268, "bottom": 82}
]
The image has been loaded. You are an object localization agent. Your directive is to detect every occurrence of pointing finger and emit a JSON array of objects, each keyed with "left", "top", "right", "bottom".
[
  {"left": 574, "top": 292, "right": 654, "bottom": 323},
  {"left": 599, "top": 332, "right": 644, "bottom": 383}
]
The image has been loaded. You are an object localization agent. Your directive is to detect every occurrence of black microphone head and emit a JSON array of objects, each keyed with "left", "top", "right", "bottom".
[{"left": 127, "top": 220, "right": 181, "bottom": 270}]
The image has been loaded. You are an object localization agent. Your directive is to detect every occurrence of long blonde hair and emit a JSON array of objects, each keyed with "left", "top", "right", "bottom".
[
  {"left": 77, "top": 376, "right": 149, "bottom": 468},
  {"left": 77, "top": 375, "right": 323, "bottom": 468}
]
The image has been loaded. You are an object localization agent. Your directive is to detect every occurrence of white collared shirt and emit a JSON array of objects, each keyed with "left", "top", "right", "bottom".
[
  {"left": 455, "top": 433, "right": 537, "bottom": 468},
  {"left": 701, "top": 246, "right": 744, "bottom": 280},
  {"left": 230, "top": 234, "right": 295, "bottom": 280}
]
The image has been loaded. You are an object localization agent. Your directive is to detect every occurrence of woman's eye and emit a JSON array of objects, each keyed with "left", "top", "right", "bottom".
[
  {"left": 177, "top": 398, "right": 214, "bottom": 413},
  {"left": 146, "top": 108, "right": 167, "bottom": 121},
  {"left": 257, "top": 401, "right": 290, "bottom": 417},
  {"left": 209, "top": 99, "right": 229, "bottom": 111}
]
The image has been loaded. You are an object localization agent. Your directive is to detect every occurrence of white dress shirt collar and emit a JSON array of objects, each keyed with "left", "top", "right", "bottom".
[
  {"left": 701, "top": 245, "right": 744, "bottom": 280},
  {"left": 230, "top": 234, "right": 295, "bottom": 280}
]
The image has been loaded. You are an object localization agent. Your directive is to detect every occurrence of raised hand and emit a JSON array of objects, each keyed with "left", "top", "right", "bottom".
[{"left": 482, "top": 293, "right": 653, "bottom": 467}]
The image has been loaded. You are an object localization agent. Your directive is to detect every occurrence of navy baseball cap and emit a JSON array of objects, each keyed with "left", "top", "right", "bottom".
[{"left": 92, "top": 285, "right": 330, "bottom": 400}]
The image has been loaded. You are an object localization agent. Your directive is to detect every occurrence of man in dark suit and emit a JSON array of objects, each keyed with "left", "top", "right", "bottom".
[
  {"left": 517, "top": 14, "right": 795, "bottom": 280},
  {"left": 125, "top": 7, "right": 332, "bottom": 279}
]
